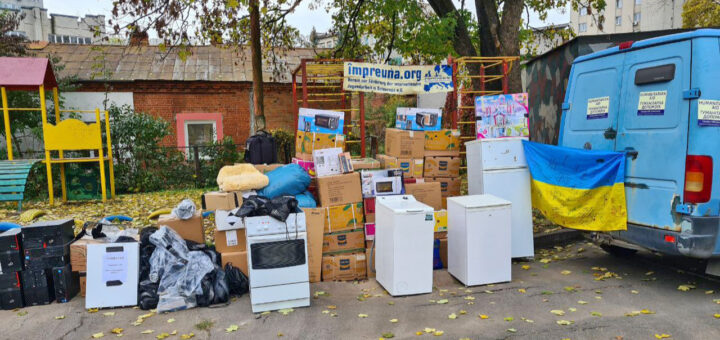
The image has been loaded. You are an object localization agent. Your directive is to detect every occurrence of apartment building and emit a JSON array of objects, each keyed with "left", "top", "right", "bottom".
[
  {"left": 1, "top": 0, "right": 105, "bottom": 43},
  {"left": 570, "top": 0, "right": 685, "bottom": 35}
]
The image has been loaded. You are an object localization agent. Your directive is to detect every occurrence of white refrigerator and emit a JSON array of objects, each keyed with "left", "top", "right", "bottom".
[
  {"left": 447, "top": 195, "right": 512, "bottom": 286},
  {"left": 375, "top": 195, "right": 434, "bottom": 296},
  {"left": 466, "top": 137, "right": 534, "bottom": 258}
]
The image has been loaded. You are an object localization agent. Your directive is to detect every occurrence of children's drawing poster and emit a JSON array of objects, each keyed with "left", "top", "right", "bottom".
[{"left": 475, "top": 93, "right": 529, "bottom": 139}]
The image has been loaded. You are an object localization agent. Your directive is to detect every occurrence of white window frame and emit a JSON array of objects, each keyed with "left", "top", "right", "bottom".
[
  {"left": 579, "top": 23, "right": 588, "bottom": 33},
  {"left": 616, "top": 16, "right": 622, "bottom": 26},
  {"left": 617, "top": 0, "right": 623, "bottom": 9},
  {"left": 184, "top": 120, "right": 218, "bottom": 159},
  {"left": 633, "top": 12, "right": 641, "bottom": 25}
]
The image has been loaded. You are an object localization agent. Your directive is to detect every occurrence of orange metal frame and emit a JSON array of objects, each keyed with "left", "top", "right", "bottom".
[{"left": 292, "top": 59, "right": 366, "bottom": 158}]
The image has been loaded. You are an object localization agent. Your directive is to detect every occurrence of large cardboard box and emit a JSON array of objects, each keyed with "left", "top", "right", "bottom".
[
  {"left": 70, "top": 238, "right": 103, "bottom": 272},
  {"left": 220, "top": 251, "right": 248, "bottom": 277},
  {"left": 322, "top": 252, "right": 367, "bottom": 281},
  {"left": 323, "top": 202, "right": 364, "bottom": 233},
  {"left": 377, "top": 155, "right": 423, "bottom": 179},
  {"left": 86, "top": 242, "right": 139, "bottom": 309},
  {"left": 424, "top": 129, "right": 461, "bottom": 151},
  {"left": 214, "top": 228, "right": 247, "bottom": 253},
  {"left": 316, "top": 172, "right": 363, "bottom": 207},
  {"left": 365, "top": 241, "right": 375, "bottom": 278},
  {"left": 253, "top": 164, "right": 284, "bottom": 173},
  {"left": 385, "top": 128, "right": 424, "bottom": 158},
  {"left": 424, "top": 156, "right": 461, "bottom": 177},
  {"left": 360, "top": 169, "right": 404, "bottom": 198},
  {"left": 298, "top": 108, "right": 345, "bottom": 135},
  {"left": 351, "top": 158, "right": 381, "bottom": 170},
  {"left": 313, "top": 147, "right": 344, "bottom": 177},
  {"left": 79, "top": 273, "right": 86, "bottom": 297},
  {"left": 295, "top": 131, "right": 345, "bottom": 156},
  {"left": 363, "top": 197, "right": 375, "bottom": 223},
  {"left": 157, "top": 213, "right": 205, "bottom": 244},
  {"left": 405, "top": 182, "right": 443, "bottom": 210},
  {"left": 201, "top": 191, "right": 242, "bottom": 211},
  {"left": 322, "top": 229, "right": 365, "bottom": 254},
  {"left": 426, "top": 177, "right": 461, "bottom": 197},
  {"left": 303, "top": 208, "right": 325, "bottom": 283},
  {"left": 434, "top": 210, "right": 447, "bottom": 232}
]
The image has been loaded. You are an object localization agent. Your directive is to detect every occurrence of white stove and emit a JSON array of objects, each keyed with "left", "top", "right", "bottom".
[{"left": 246, "top": 211, "right": 310, "bottom": 313}]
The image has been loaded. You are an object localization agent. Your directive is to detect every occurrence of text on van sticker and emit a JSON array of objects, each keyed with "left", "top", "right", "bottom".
[
  {"left": 637, "top": 90, "right": 667, "bottom": 116},
  {"left": 587, "top": 96, "right": 609, "bottom": 120},
  {"left": 698, "top": 99, "right": 720, "bottom": 127}
]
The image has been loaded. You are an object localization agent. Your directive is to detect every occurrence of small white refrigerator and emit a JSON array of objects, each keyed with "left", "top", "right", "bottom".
[
  {"left": 466, "top": 137, "right": 534, "bottom": 258},
  {"left": 447, "top": 195, "right": 512, "bottom": 286},
  {"left": 375, "top": 195, "right": 435, "bottom": 296}
]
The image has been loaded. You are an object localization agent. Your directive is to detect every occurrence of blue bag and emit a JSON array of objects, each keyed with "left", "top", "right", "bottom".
[
  {"left": 257, "top": 164, "right": 311, "bottom": 198},
  {"left": 295, "top": 191, "right": 317, "bottom": 208}
]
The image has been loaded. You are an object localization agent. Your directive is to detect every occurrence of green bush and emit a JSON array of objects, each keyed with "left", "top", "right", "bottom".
[
  {"left": 271, "top": 129, "right": 294, "bottom": 164},
  {"left": 197, "top": 136, "right": 244, "bottom": 187}
]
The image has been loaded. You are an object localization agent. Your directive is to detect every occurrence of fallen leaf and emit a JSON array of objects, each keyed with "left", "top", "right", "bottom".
[
  {"left": 225, "top": 325, "right": 239, "bottom": 333},
  {"left": 167, "top": 318, "right": 175, "bottom": 323},
  {"left": 103, "top": 312, "right": 115, "bottom": 317},
  {"left": 424, "top": 328, "right": 435, "bottom": 333},
  {"left": 524, "top": 318, "right": 534, "bottom": 323},
  {"left": 277, "top": 332, "right": 284, "bottom": 337},
  {"left": 17, "top": 311, "right": 27, "bottom": 316},
  {"left": 382, "top": 332, "right": 395, "bottom": 338},
  {"left": 459, "top": 310, "right": 467, "bottom": 315},
  {"left": 715, "top": 299, "right": 720, "bottom": 304},
  {"left": 539, "top": 258, "right": 551, "bottom": 264},
  {"left": 464, "top": 296, "right": 475, "bottom": 301},
  {"left": 564, "top": 286, "right": 576, "bottom": 292},
  {"left": 706, "top": 290, "right": 714, "bottom": 295},
  {"left": 141, "top": 330, "right": 154, "bottom": 334},
  {"left": 578, "top": 300, "right": 588, "bottom": 305},
  {"left": 591, "top": 311, "right": 602, "bottom": 317},
  {"left": 479, "top": 314, "right": 489, "bottom": 319},
  {"left": 261, "top": 311, "right": 271, "bottom": 316},
  {"left": 156, "top": 333, "right": 170, "bottom": 339},
  {"left": 504, "top": 317, "right": 514, "bottom": 322},
  {"left": 654, "top": 334, "right": 671, "bottom": 339},
  {"left": 327, "top": 305, "right": 337, "bottom": 309},
  {"left": 180, "top": 333, "right": 195, "bottom": 339},
  {"left": 641, "top": 309, "right": 655, "bottom": 314},
  {"left": 677, "top": 284, "right": 695, "bottom": 291},
  {"left": 518, "top": 288, "right": 526, "bottom": 293},
  {"left": 322, "top": 310, "right": 330, "bottom": 314},
  {"left": 92, "top": 332, "right": 104, "bottom": 338},
  {"left": 625, "top": 311, "right": 641, "bottom": 317},
  {"left": 561, "top": 270, "right": 572, "bottom": 275},
  {"left": 631, "top": 290, "right": 639, "bottom": 294},
  {"left": 645, "top": 271, "right": 654, "bottom": 276},
  {"left": 713, "top": 314, "right": 720, "bottom": 319},
  {"left": 541, "top": 291, "right": 554, "bottom": 295},
  {"left": 55, "top": 315, "right": 65, "bottom": 320},
  {"left": 436, "top": 299, "right": 448, "bottom": 304},
  {"left": 433, "top": 331, "right": 444, "bottom": 336},
  {"left": 484, "top": 290, "right": 494, "bottom": 294},
  {"left": 358, "top": 314, "right": 369, "bottom": 318},
  {"left": 278, "top": 308, "right": 294, "bottom": 315},
  {"left": 550, "top": 310, "right": 566, "bottom": 316},
  {"left": 556, "top": 320, "right": 573, "bottom": 326},
  {"left": 521, "top": 265, "right": 531, "bottom": 270},
  {"left": 507, "top": 328, "right": 517, "bottom": 333},
  {"left": 448, "top": 313, "right": 457, "bottom": 320},
  {"left": 87, "top": 308, "right": 99, "bottom": 313},
  {"left": 416, "top": 331, "right": 424, "bottom": 336},
  {"left": 390, "top": 319, "right": 398, "bottom": 323},
  {"left": 170, "top": 331, "right": 177, "bottom": 335},
  {"left": 568, "top": 307, "right": 577, "bottom": 312},
  {"left": 388, "top": 301, "right": 395, "bottom": 305}
]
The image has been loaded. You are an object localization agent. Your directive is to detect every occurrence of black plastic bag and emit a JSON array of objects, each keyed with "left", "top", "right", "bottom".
[
  {"left": 236, "top": 195, "right": 271, "bottom": 218},
  {"left": 224, "top": 263, "right": 249, "bottom": 296},
  {"left": 266, "top": 196, "right": 298, "bottom": 222},
  {"left": 138, "top": 279, "right": 159, "bottom": 310}
]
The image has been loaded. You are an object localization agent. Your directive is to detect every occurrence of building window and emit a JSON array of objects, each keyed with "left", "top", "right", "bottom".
[
  {"left": 175, "top": 113, "right": 224, "bottom": 157},
  {"left": 579, "top": 23, "right": 588, "bottom": 33},
  {"left": 635, "top": 0, "right": 641, "bottom": 4},
  {"left": 633, "top": 12, "right": 641, "bottom": 25},
  {"left": 617, "top": 0, "right": 623, "bottom": 8},
  {"left": 580, "top": 5, "right": 587, "bottom": 16},
  {"left": 616, "top": 16, "right": 622, "bottom": 26}
]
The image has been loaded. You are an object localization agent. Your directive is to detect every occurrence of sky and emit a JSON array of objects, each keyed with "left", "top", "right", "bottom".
[{"left": 44, "top": 0, "right": 570, "bottom": 37}]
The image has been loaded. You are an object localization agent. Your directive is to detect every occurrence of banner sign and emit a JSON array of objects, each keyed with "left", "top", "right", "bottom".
[
  {"left": 343, "top": 62, "right": 453, "bottom": 95},
  {"left": 475, "top": 93, "right": 529, "bottom": 139}
]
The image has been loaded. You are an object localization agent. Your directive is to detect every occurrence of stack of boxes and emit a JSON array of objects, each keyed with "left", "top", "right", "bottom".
[
  {"left": 0, "top": 229, "right": 24, "bottom": 309},
  {"left": 202, "top": 191, "right": 248, "bottom": 276}
]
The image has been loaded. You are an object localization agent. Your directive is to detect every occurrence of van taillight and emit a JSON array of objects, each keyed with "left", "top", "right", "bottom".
[
  {"left": 684, "top": 155, "right": 713, "bottom": 203},
  {"left": 619, "top": 41, "right": 634, "bottom": 50}
]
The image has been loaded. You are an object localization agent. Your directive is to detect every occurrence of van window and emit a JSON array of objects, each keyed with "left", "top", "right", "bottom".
[{"left": 635, "top": 64, "right": 675, "bottom": 85}]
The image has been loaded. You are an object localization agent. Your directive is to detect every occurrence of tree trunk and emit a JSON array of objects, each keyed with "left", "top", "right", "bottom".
[
  {"left": 249, "top": 0, "right": 265, "bottom": 131},
  {"left": 426, "top": 0, "right": 477, "bottom": 57},
  {"left": 475, "top": 0, "right": 523, "bottom": 93}
]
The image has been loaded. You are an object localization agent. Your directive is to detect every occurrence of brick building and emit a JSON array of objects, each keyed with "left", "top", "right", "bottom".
[{"left": 28, "top": 41, "right": 322, "bottom": 149}]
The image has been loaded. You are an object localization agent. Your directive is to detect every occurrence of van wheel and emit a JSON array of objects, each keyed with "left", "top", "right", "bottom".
[{"left": 600, "top": 244, "right": 638, "bottom": 257}]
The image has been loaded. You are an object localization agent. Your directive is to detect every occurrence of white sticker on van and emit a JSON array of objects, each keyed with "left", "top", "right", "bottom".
[
  {"left": 698, "top": 99, "right": 720, "bottom": 127},
  {"left": 637, "top": 90, "right": 667, "bottom": 116},
  {"left": 587, "top": 96, "right": 609, "bottom": 119}
]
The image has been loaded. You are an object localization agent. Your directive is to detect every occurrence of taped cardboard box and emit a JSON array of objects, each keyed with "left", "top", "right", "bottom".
[
  {"left": 214, "top": 228, "right": 247, "bottom": 253},
  {"left": 434, "top": 210, "right": 447, "bottom": 232},
  {"left": 365, "top": 241, "right": 375, "bottom": 278},
  {"left": 70, "top": 238, "right": 103, "bottom": 272},
  {"left": 377, "top": 154, "right": 423, "bottom": 179},
  {"left": 201, "top": 191, "right": 242, "bottom": 211},
  {"left": 322, "top": 251, "right": 366, "bottom": 281},
  {"left": 425, "top": 129, "right": 461, "bottom": 151},
  {"left": 424, "top": 156, "right": 461, "bottom": 177},
  {"left": 322, "top": 228, "right": 365, "bottom": 254},
  {"left": 323, "top": 202, "right": 364, "bottom": 233},
  {"left": 405, "top": 182, "right": 443, "bottom": 210},
  {"left": 426, "top": 177, "right": 461, "bottom": 197},
  {"left": 351, "top": 158, "right": 381, "bottom": 170},
  {"left": 221, "top": 251, "right": 249, "bottom": 277},
  {"left": 316, "top": 172, "right": 363, "bottom": 207},
  {"left": 385, "top": 128, "right": 424, "bottom": 158},
  {"left": 363, "top": 197, "right": 375, "bottom": 223},
  {"left": 157, "top": 213, "right": 205, "bottom": 244},
  {"left": 295, "top": 131, "right": 345, "bottom": 156},
  {"left": 303, "top": 208, "right": 325, "bottom": 283}
]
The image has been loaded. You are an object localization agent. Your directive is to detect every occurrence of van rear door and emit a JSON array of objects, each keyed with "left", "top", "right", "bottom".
[{"left": 614, "top": 40, "right": 691, "bottom": 230}]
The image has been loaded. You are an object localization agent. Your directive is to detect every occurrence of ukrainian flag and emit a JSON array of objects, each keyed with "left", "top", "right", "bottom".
[{"left": 522, "top": 141, "right": 627, "bottom": 232}]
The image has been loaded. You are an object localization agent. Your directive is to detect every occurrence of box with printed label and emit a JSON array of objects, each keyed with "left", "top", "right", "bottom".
[
  {"left": 395, "top": 107, "right": 442, "bottom": 131},
  {"left": 323, "top": 202, "right": 364, "bottom": 233},
  {"left": 298, "top": 108, "right": 345, "bottom": 135},
  {"left": 360, "top": 169, "right": 404, "bottom": 198},
  {"left": 295, "top": 131, "right": 345, "bottom": 156},
  {"left": 351, "top": 158, "right": 380, "bottom": 170},
  {"left": 434, "top": 210, "right": 447, "bottom": 232},
  {"left": 363, "top": 197, "right": 375, "bottom": 223},
  {"left": 424, "top": 156, "right": 461, "bottom": 177},
  {"left": 322, "top": 252, "right": 366, "bottom": 281},
  {"left": 220, "top": 251, "right": 248, "bottom": 277},
  {"left": 157, "top": 213, "right": 205, "bottom": 244},
  {"left": 377, "top": 155, "right": 424, "bottom": 179},
  {"left": 405, "top": 182, "right": 443, "bottom": 210},
  {"left": 322, "top": 228, "right": 365, "bottom": 254},
  {"left": 426, "top": 177, "right": 461, "bottom": 197},
  {"left": 316, "top": 172, "right": 363, "bottom": 207},
  {"left": 303, "top": 208, "right": 325, "bottom": 283},
  {"left": 85, "top": 242, "right": 139, "bottom": 309},
  {"left": 425, "top": 129, "right": 461, "bottom": 151},
  {"left": 214, "top": 228, "right": 247, "bottom": 253},
  {"left": 385, "top": 128, "right": 424, "bottom": 158},
  {"left": 201, "top": 191, "right": 242, "bottom": 211},
  {"left": 313, "top": 147, "right": 343, "bottom": 177}
]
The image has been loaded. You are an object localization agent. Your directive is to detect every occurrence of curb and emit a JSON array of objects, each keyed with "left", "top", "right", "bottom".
[{"left": 533, "top": 229, "right": 584, "bottom": 249}]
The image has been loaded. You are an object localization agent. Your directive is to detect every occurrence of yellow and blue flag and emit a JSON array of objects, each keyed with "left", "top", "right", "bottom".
[{"left": 522, "top": 141, "right": 627, "bottom": 232}]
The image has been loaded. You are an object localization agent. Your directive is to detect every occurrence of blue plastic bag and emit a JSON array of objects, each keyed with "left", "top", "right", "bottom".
[
  {"left": 295, "top": 191, "right": 317, "bottom": 208},
  {"left": 257, "top": 164, "right": 311, "bottom": 198}
]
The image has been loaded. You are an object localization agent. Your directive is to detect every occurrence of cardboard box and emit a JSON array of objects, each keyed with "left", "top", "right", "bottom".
[
  {"left": 338, "top": 152, "right": 353, "bottom": 173},
  {"left": 296, "top": 131, "right": 345, "bottom": 156},
  {"left": 322, "top": 252, "right": 367, "bottom": 281},
  {"left": 323, "top": 202, "right": 364, "bottom": 233},
  {"left": 424, "top": 156, "right": 461, "bottom": 177},
  {"left": 426, "top": 177, "right": 461, "bottom": 197},
  {"left": 365, "top": 241, "right": 375, "bottom": 278},
  {"left": 70, "top": 238, "right": 103, "bottom": 272},
  {"left": 360, "top": 169, "right": 404, "bottom": 198},
  {"left": 313, "top": 147, "right": 343, "bottom": 177},
  {"left": 385, "top": 128, "right": 424, "bottom": 158},
  {"left": 86, "top": 242, "right": 139, "bottom": 309},
  {"left": 405, "top": 182, "right": 443, "bottom": 210},
  {"left": 377, "top": 155, "right": 424, "bottom": 179},
  {"left": 322, "top": 228, "right": 365, "bottom": 254},
  {"left": 434, "top": 210, "right": 447, "bottom": 232},
  {"left": 79, "top": 273, "right": 86, "bottom": 297},
  {"left": 424, "top": 129, "right": 461, "bottom": 151},
  {"left": 395, "top": 107, "right": 442, "bottom": 131},
  {"left": 303, "top": 208, "right": 325, "bottom": 283},
  {"left": 220, "top": 251, "right": 248, "bottom": 277},
  {"left": 364, "top": 197, "right": 375, "bottom": 223},
  {"left": 439, "top": 238, "right": 448, "bottom": 269},
  {"left": 364, "top": 223, "right": 375, "bottom": 241},
  {"left": 292, "top": 158, "right": 316, "bottom": 177},
  {"left": 214, "top": 228, "right": 247, "bottom": 253},
  {"left": 201, "top": 191, "right": 242, "bottom": 211},
  {"left": 298, "top": 108, "right": 345, "bottom": 135},
  {"left": 316, "top": 172, "right": 363, "bottom": 207},
  {"left": 157, "top": 213, "right": 205, "bottom": 244},
  {"left": 253, "top": 164, "right": 284, "bottom": 173},
  {"left": 351, "top": 158, "right": 380, "bottom": 170}
]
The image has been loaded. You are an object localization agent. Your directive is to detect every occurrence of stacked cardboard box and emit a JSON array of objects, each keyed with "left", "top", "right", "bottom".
[
  {"left": 424, "top": 129, "right": 461, "bottom": 209},
  {"left": 201, "top": 192, "right": 247, "bottom": 277}
]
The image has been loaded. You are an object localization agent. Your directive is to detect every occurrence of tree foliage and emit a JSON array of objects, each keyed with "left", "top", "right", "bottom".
[{"left": 682, "top": 0, "right": 720, "bottom": 28}]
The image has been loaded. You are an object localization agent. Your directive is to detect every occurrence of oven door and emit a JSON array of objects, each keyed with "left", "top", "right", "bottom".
[{"left": 247, "top": 233, "right": 308, "bottom": 288}]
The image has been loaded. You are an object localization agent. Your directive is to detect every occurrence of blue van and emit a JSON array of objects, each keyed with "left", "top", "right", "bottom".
[{"left": 558, "top": 29, "right": 720, "bottom": 274}]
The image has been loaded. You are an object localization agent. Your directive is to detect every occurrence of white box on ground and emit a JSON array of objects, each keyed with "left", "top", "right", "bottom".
[
  {"left": 448, "top": 195, "right": 511, "bottom": 286},
  {"left": 375, "top": 195, "right": 434, "bottom": 296},
  {"left": 215, "top": 210, "right": 306, "bottom": 232},
  {"left": 313, "top": 147, "right": 343, "bottom": 177},
  {"left": 466, "top": 137, "right": 534, "bottom": 258},
  {"left": 85, "top": 242, "right": 139, "bottom": 309}
]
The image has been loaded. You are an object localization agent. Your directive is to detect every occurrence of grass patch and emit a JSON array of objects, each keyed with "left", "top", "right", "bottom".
[{"left": 195, "top": 319, "right": 215, "bottom": 331}]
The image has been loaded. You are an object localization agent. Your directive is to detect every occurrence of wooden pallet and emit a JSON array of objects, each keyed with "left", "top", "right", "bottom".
[{"left": 0, "top": 159, "right": 40, "bottom": 211}]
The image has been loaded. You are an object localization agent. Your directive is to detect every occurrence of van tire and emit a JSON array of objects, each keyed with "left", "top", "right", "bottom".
[{"left": 600, "top": 244, "right": 638, "bottom": 257}]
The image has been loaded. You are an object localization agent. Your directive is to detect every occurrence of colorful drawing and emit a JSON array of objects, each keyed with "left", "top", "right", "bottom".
[{"left": 475, "top": 93, "right": 530, "bottom": 139}]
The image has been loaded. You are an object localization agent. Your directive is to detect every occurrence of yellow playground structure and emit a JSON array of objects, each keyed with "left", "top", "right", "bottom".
[{"left": 0, "top": 57, "right": 115, "bottom": 208}]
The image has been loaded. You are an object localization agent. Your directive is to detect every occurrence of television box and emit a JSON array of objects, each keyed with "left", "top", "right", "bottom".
[
  {"left": 298, "top": 108, "right": 345, "bottom": 135},
  {"left": 395, "top": 107, "right": 442, "bottom": 131},
  {"left": 385, "top": 128, "right": 424, "bottom": 158},
  {"left": 85, "top": 242, "right": 139, "bottom": 309}
]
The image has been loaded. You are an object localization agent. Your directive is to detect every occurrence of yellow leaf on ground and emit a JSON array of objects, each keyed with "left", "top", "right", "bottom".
[
  {"left": 156, "top": 332, "right": 170, "bottom": 339},
  {"left": 103, "top": 312, "right": 115, "bottom": 317},
  {"left": 654, "top": 334, "right": 671, "bottom": 339},
  {"left": 568, "top": 307, "right": 577, "bottom": 312},
  {"left": 539, "top": 258, "right": 551, "bottom": 263},
  {"left": 225, "top": 325, "right": 239, "bottom": 333},
  {"left": 141, "top": 330, "right": 154, "bottom": 334},
  {"left": 278, "top": 308, "right": 294, "bottom": 315},
  {"left": 390, "top": 319, "right": 398, "bottom": 323},
  {"left": 424, "top": 328, "right": 435, "bottom": 333},
  {"left": 677, "top": 284, "right": 695, "bottom": 291},
  {"left": 180, "top": 333, "right": 195, "bottom": 339},
  {"left": 706, "top": 290, "right": 714, "bottom": 295},
  {"left": 521, "top": 265, "right": 530, "bottom": 270},
  {"left": 448, "top": 313, "right": 457, "bottom": 320},
  {"left": 641, "top": 309, "right": 655, "bottom": 314},
  {"left": 436, "top": 299, "right": 448, "bottom": 304},
  {"left": 416, "top": 331, "right": 423, "bottom": 336},
  {"left": 327, "top": 305, "right": 337, "bottom": 309},
  {"left": 358, "top": 314, "right": 369, "bottom": 318},
  {"left": 713, "top": 314, "right": 720, "bottom": 319},
  {"left": 561, "top": 270, "right": 572, "bottom": 275},
  {"left": 111, "top": 328, "right": 123, "bottom": 334},
  {"left": 645, "top": 271, "right": 654, "bottom": 276},
  {"left": 459, "top": 310, "right": 467, "bottom": 315},
  {"left": 170, "top": 331, "right": 177, "bottom": 335},
  {"left": 556, "top": 320, "right": 573, "bottom": 326},
  {"left": 578, "top": 300, "right": 588, "bottom": 305},
  {"left": 464, "top": 296, "right": 475, "bottom": 301},
  {"left": 167, "top": 318, "right": 175, "bottom": 323},
  {"left": 55, "top": 315, "right": 65, "bottom": 319},
  {"left": 87, "top": 308, "right": 99, "bottom": 313},
  {"left": 591, "top": 312, "right": 602, "bottom": 317},
  {"left": 518, "top": 288, "right": 526, "bottom": 293},
  {"left": 433, "top": 331, "right": 444, "bottom": 336},
  {"left": 550, "top": 310, "right": 566, "bottom": 316},
  {"left": 92, "top": 333, "right": 104, "bottom": 338},
  {"left": 479, "top": 314, "right": 489, "bottom": 319}
]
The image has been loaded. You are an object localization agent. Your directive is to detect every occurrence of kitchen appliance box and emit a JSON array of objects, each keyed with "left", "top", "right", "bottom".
[
  {"left": 316, "top": 172, "right": 363, "bottom": 207},
  {"left": 404, "top": 182, "right": 443, "bottom": 210},
  {"left": 424, "top": 156, "right": 461, "bottom": 177},
  {"left": 376, "top": 155, "right": 424, "bottom": 179},
  {"left": 85, "top": 242, "right": 140, "bottom": 309},
  {"left": 201, "top": 191, "right": 242, "bottom": 211},
  {"left": 217, "top": 210, "right": 307, "bottom": 233},
  {"left": 424, "top": 129, "right": 461, "bottom": 152},
  {"left": 385, "top": 128, "right": 424, "bottom": 158},
  {"left": 321, "top": 252, "right": 367, "bottom": 281},
  {"left": 303, "top": 208, "right": 325, "bottom": 283},
  {"left": 157, "top": 213, "right": 205, "bottom": 244},
  {"left": 220, "top": 251, "right": 249, "bottom": 276},
  {"left": 313, "top": 147, "right": 344, "bottom": 178},
  {"left": 214, "top": 228, "right": 247, "bottom": 253},
  {"left": 297, "top": 108, "right": 345, "bottom": 135},
  {"left": 360, "top": 169, "right": 404, "bottom": 198},
  {"left": 322, "top": 202, "right": 364, "bottom": 233},
  {"left": 295, "top": 131, "right": 346, "bottom": 158},
  {"left": 426, "top": 177, "right": 461, "bottom": 209},
  {"left": 395, "top": 107, "right": 442, "bottom": 131},
  {"left": 322, "top": 229, "right": 365, "bottom": 254}
]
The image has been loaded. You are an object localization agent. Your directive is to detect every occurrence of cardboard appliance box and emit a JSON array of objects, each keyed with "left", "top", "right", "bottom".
[
  {"left": 364, "top": 223, "right": 375, "bottom": 241},
  {"left": 338, "top": 152, "right": 354, "bottom": 173},
  {"left": 214, "top": 228, "right": 247, "bottom": 253},
  {"left": 70, "top": 238, "right": 103, "bottom": 272},
  {"left": 298, "top": 108, "right": 345, "bottom": 135},
  {"left": 395, "top": 107, "right": 442, "bottom": 131},
  {"left": 426, "top": 177, "right": 461, "bottom": 197},
  {"left": 365, "top": 241, "right": 375, "bottom": 278},
  {"left": 201, "top": 191, "right": 242, "bottom": 211},
  {"left": 351, "top": 158, "right": 381, "bottom": 170},
  {"left": 295, "top": 131, "right": 345, "bottom": 156},
  {"left": 323, "top": 202, "right": 364, "bottom": 233},
  {"left": 79, "top": 273, "right": 86, "bottom": 297},
  {"left": 86, "top": 242, "right": 139, "bottom": 309},
  {"left": 377, "top": 155, "right": 423, "bottom": 179},
  {"left": 322, "top": 228, "right": 365, "bottom": 254},
  {"left": 157, "top": 213, "right": 205, "bottom": 244},
  {"left": 385, "top": 128, "right": 424, "bottom": 158},
  {"left": 313, "top": 147, "right": 344, "bottom": 177},
  {"left": 303, "top": 208, "right": 325, "bottom": 283},
  {"left": 363, "top": 197, "right": 375, "bottom": 223},
  {"left": 253, "top": 164, "right": 284, "bottom": 174},
  {"left": 434, "top": 210, "right": 448, "bottom": 232},
  {"left": 424, "top": 156, "right": 461, "bottom": 177},
  {"left": 316, "top": 172, "right": 363, "bottom": 207},
  {"left": 405, "top": 182, "right": 443, "bottom": 210},
  {"left": 220, "top": 251, "right": 249, "bottom": 277},
  {"left": 322, "top": 252, "right": 367, "bottom": 281},
  {"left": 439, "top": 238, "right": 448, "bottom": 269},
  {"left": 360, "top": 169, "right": 404, "bottom": 198},
  {"left": 292, "top": 157, "right": 316, "bottom": 177},
  {"left": 424, "top": 129, "right": 461, "bottom": 151}
]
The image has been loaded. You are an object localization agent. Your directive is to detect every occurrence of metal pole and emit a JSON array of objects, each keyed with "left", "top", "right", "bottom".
[
  {"left": 450, "top": 57, "right": 458, "bottom": 130},
  {"left": 1, "top": 87, "right": 12, "bottom": 160},
  {"left": 359, "top": 91, "right": 365, "bottom": 158},
  {"left": 301, "top": 60, "right": 308, "bottom": 108},
  {"left": 193, "top": 146, "right": 201, "bottom": 188},
  {"left": 53, "top": 87, "right": 67, "bottom": 202},
  {"left": 292, "top": 72, "right": 298, "bottom": 147},
  {"left": 40, "top": 85, "right": 53, "bottom": 205},
  {"left": 95, "top": 108, "right": 107, "bottom": 202}
]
